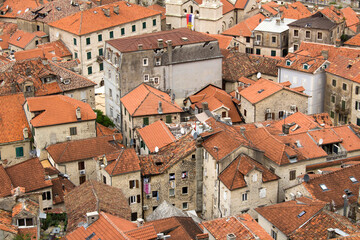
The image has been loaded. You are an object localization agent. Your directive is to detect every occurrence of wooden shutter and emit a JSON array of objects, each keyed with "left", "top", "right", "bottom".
[
  {"left": 137, "top": 195, "right": 141, "bottom": 203},
  {"left": 136, "top": 180, "right": 139, "bottom": 188}
]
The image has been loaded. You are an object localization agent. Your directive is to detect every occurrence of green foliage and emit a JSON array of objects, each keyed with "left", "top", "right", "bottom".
[
  {"left": 13, "top": 234, "right": 31, "bottom": 240},
  {"left": 94, "top": 109, "right": 115, "bottom": 127},
  {"left": 41, "top": 213, "right": 67, "bottom": 231},
  {"left": 341, "top": 34, "right": 350, "bottom": 42},
  {"left": 329, "top": 1, "right": 336, "bottom": 4}
]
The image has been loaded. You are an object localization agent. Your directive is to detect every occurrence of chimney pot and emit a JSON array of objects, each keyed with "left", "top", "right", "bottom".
[
  {"left": 86, "top": 211, "right": 99, "bottom": 225},
  {"left": 282, "top": 124, "right": 290, "bottom": 134},
  {"left": 158, "top": 39, "right": 164, "bottom": 48},
  {"left": 102, "top": 7, "right": 110, "bottom": 17}
]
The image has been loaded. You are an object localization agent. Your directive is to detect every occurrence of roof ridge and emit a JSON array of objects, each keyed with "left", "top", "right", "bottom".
[
  {"left": 78, "top": 11, "right": 83, "bottom": 35},
  {"left": 111, "top": 149, "right": 124, "bottom": 176},
  {"left": 132, "top": 86, "right": 151, "bottom": 116},
  {"left": 90, "top": 180, "right": 100, "bottom": 213},
  {"left": 160, "top": 121, "right": 176, "bottom": 142},
  {"left": 101, "top": 212, "right": 130, "bottom": 240},
  {"left": 230, "top": 156, "right": 242, "bottom": 190}
]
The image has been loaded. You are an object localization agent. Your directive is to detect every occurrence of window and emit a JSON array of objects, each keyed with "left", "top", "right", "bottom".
[
  {"left": 169, "top": 189, "right": 175, "bottom": 196},
  {"left": 246, "top": 37, "right": 250, "bottom": 43},
  {"left": 99, "top": 48, "right": 103, "bottom": 56},
  {"left": 182, "top": 187, "right": 188, "bottom": 194},
  {"left": 70, "top": 127, "right": 77, "bottom": 135},
  {"left": 271, "top": 230, "right": 277, "bottom": 240},
  {"left": 342, "top": 100, "right": 346, "bottom": 110},
  {"left": 244, "top": 109, "right": 247, "bottom": 117},
  {"left": 15, "top": 147, "right": 24, "bottom": 158},
  {"left": 330, "top": 111, "right": 334, "bottom": 118},
  {"left": 298, "top": 210, "right": 306, "bottom": 218},
  {"left": 356, "top": 101, "right": 360, "bottom": 111},
  {"left": 154, "top": 77, "right": 159, "bottom": 84},
  {"left": 74, "top": 52, "right": 78, "bottom": 59},
  {"left": 144, "top": 74, "right": 149, "bottom": 82},
  {"left": 242, "top": 193, "right": 248, "bottom": 201},
  {"left": 279, "top": 111, "right": 284, "bottom": 119},
  {"left": 109, "top": 31, "right": 114, "bottom": 39},
  {"left": 87, "top": 51, "right": 91, "bottom": 60},
  {"left": 155, "top": 57, "right": 161, "bottom": 66},
  {"left": 256, "top": 49, "right": 260, "bottom": 55},
  {"left": 153, "top": 19, "right": 156, "bottom": 26},
  {"left": 294, "top": 29, "right": 298, "bottom": 37},
  {"left": 317, "top": 32, "right": 323, "bottom": 40},
  {"left": 332, "top": 79, "right": 336, "bottom": 87},
  {"left": 73, "top": 38, "right": 77, "bottom": 45},
  {"left": 169, "top": 173, "right": 175, "bottom": 181},
  {"left": 78, "top": 161, "right": 85, "bottom": 170},
  {"left": 305, "top": 31, "right": 310, "bottom": 38},
  {"left": 271, "top": 50, "right": 276, "bottom": 57},
  {"left": 86, "top": 37, "right": 91, "bottom": 45},
  {"left": 103, "top": 175, "right": 106, "bottom": 184},
  {"left": 129, "top": 195, "right": 136, "bottom": 204},
  {"left": 182, "top": 202, "right": 188, "bottom": 209},
  {"left": 152, "top": 191, "right": 158, "bottom": 198},
  {"left": 121, "top": 28, "right": 125, "bottom": 36},
  {"left": 79, "top": 175, "right": 86, "bottom": 184},
  {"left": 143, "top": 117, "right": 149, "bottom": 126},
  {"left": 131, "top": 212, "right": 138, "bottom": 221},
  {"left": 222, "top": 111, "right": 226, "bottom": 118},
  {"left": 166, "top": 115, "right": 172, "bottom": 124},
  {"left": 286, "top": 60, "right": 291, "bottom": 66},
  {"left": 350, "top": 176, "right": 358, "bottom": 183},
  {"left": 129, "top": 180, "right": 139, "bottom": 188},
  {"left": 343, "top": 83, "right": 347, "bottom": 91},
  {"left": 303, "top": 64, "right": 309, "bottom": 70},
  {"left": 294, "top": 44, "right": 299, "bottom": 51},
  {"left": 18, "top": 218, "right": 33, "bottom": 227},
  {"left": 99, "top": 63, "right": 103, "bottom": 71},
  {"left": 256, "top": 35, "right": 261, "bottom": 41},
  {"left": 289, "top": 170, "right": 296, "bottom": 180},
  {"left": 320, "top": 184, "right": 329, "bottom": 191},
  {"left": 143, "top": 58, "right": 148, "bottom": 66},
  {"left": 272, "top": 36, "right": 276, "bottom": 43},
  {"left": 98, "top": 34, "right": 102, "bottom": 42},
  {"left": 42, "top": 191, "right": 51, "bottom": 200},
  {"left": 331, "top": 95, "right": 335, "bottom": 103},
  {"left": 182, "top": 171, "right": 188, "bottom": 179},
  {"left": 142, "top": 22, "right": 146, "bottom": 29},
  {"left": 87, "top": 66, "right": 92, "bottom": 75},
  {"left": 132, "top": 25, "right": 136, "bottom": 32},
  {"left": 356, "top": 86, "right": 360, "bottom": 95},
  {"left": 252, "top": 174, "right": 257, "bottom": 182},
  {"left": 259, "top": 188, "right": 266, "bottom": 198}
]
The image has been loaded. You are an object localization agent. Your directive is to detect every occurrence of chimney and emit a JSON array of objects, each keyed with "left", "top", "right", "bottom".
[
  {"left": 321, "top": 50, "right": 328, "bottom": 60},
  {"left": 113, "top": 4, "right": 119, "bottom": 14},
  {"left": 158, "top": 101, "right": 163, "bottom": 114},
  {"left": 166, "top": 23, "right": 171, "bottom": 30},
  {"left": 76, "top": 107, "right": 81, "bottom": 120},
  {"left": 79, "top": 2, "right": 86, "bottom": 11},
  {"left": 86, "top": 211, "right": 99, "bottom": 225},
  {"left": 227, "top": 233, "right": 237, "bottom": 240},
  {"left": 11, "top": 187, "right": 25, "bottom": 196},
  {"left": 158, "top": 39, "right": 164, "bottom": 48},
  {"left": 23, "top": 127, "right": 29, "bottom": 139},
  {"left": 282, "top": 124, "right": 290, "bottom": 134},
  {"left": 276, "top": 19, "right": 281, "bottom": 25},
  {"left": 136, "top": 218, "right": 144, "bottom": 227},
  {"left": 86, "top": 1, "right": 92, "bottom": 9},
  {"left": 196, "top": 233, "right": 209, "bottom": 240},
  {"left": 240, "top": 127, "right": 246, "bottom": 136},
  {"left": 102, "top": 7, "right": 110, "bottom": 17},
  {"left": 202, "top": 102, "right": 209, "bottom": 111},
  {"left": 95, "top": 0, "right": 102, "bottom": 6},
  {"left": 167, "top": 40, "right": 173, "bottom": 64},
  {"left": 138, "top": 44, "right": 143, "bottom": 50}
]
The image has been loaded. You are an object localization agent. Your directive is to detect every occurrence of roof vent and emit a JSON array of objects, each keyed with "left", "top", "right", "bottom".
[
  {"left": 297, "top": 211, "right": 306, "bottom": 218},
  {"left": 258, "top": 89, "right": 264, "bottom": 93},
  {"left": 113, "top": 4, "right": 119, "bottom": 14},
  {"left": 17, "top": 36, "right": 21, "bottom": 41},
  {"left": 102, "top": 7, "right": 110, "bottom": 17},
  {"left": 86, "top": 211, "right": 99, "bottom": 226},
  {"left": 76, "top": 107, "right": 81, "bottom": 120},
  {"left": 158, "top": 101, "right": 163, "bottom": 114},
  {"left": 181, "top": 37, "right": 188, "bottom": 41},
  {"left": 227, "top": 233, "right": 237, "bottom": 240}
]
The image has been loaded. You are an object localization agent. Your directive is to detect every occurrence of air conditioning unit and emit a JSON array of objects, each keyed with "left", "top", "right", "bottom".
[
  {"left": 66, "top": 136, "right": 71, "bottom": 141},
  {"left": 79, "top": 169, "right": 86, "bottom": 175},
  {"left": 265, "top": 108, "right": 271, "bottom": 113},
  {"left": 146, "top": 194, "right": 151, "bottom": 199},
  {"left": 143, "top": 205, "right": 149, "bottom": 211},
  {"left": 290, "top": 105, "right": 297, "bottom": 111}
]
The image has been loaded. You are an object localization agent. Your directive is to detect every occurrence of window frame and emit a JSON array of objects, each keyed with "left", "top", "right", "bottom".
[
  {"left": 70, "top": 127, "right": 77, "bottom": 136},
  {"left": 86, "top": 37, "right": 91, "bottom": 45}
]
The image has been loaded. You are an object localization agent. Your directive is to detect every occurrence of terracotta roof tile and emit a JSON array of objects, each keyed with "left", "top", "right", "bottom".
[
  {"left": 8, "top": 30, "right": 46, "bottom": 49},
  {"left": 261, "top": 3, "right": 278, "bottom": 15},
  {"left": 49, "top": 1, "right": 161, "bottom": 36},
  {"left": 234, "top": 0, "right": 250, "bottom": 10},
  {"left": 0, "top": 33, "right": 11, "bottom": 50},
  {"left": 0, "top": 0, "right": 49, "bottom": 19},
  {"left": 223, "top": 13, "right": 266, "bottom": 37},
  {"left": 219, "top": 154, "right": 279, "bottom": 190},
  {"left": 147, "top": 4, "right": 165, "bottom": 19},
  {"left": 101, "top": 148, "right": 141, "bottom": 176},
  {"left": 121, "top": 83, "right": 183, "bottom": 117},
  {"left": 137, "top": 120, "right": 176, "bottom": 152},
  {"left": 51, "top": 176, "right": 75, "bottom": 205},
  {"left": 108, "top": 28, "right": 217, "bottom": 53},
  {"left": 96, "top": 123, "right": 122, "bottom": 141},
  {"left": 341, "top": 7, "right": 359, "bottom": 33},
  {"left": 255, "top": 197, "right": 326, "bottom": 236},
  {"left": 0, "top": 209, "right": 17, "bottom": 234},
  {"left": 27, "top": 95, "right": 96, "bottom": 127},
  {"left": 202, "top": 214, "right": 272, "bottom": 240},
  {"left": 320, "top": 6, "right": 344, "bottom": 24},
  {"left": 279, "top": 2, "right": 312, "bottom": 20},
  {"left": 47, "top": 135, "right": 123, "bottom": 164},
  {"left": 0, "top": 165, "right": 13, "bottom": 198},
  {"left": 345, "top": 33, "right": 360, "bottom": 46},
  {"left": 278, "top": 49, "right": 327, "bottom": 73},
  {"left": 0, "top": 93, "right": 32, "bottom": 144},
  {"left": 15, "top": 40, "right": 71, "bottom": 61},
  {"left": 333, "top": 125, "right": 360, "bottom": 152},
  {"left": 65, "top": 180, "right": 131, "bottom": 233},
  {"left": 208, "top": 34, "right": 233, "bottom": 50}
]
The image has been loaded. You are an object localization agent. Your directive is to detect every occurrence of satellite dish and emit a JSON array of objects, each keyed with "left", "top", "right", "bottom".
[
  {"left": 257, "top": 72, "right": 261, "bottom": 79},
  {"left": 155, "top": 146, "right": 159, "bottom": 153},
  {"left": 318, "top": 138, "right": 323, "bottom": 145},
  {"left": 303, "top": 174, "right": 310, "bottom": 183},
  {"left": 193, "top": 132, "right": 198, "bottom": 139}
]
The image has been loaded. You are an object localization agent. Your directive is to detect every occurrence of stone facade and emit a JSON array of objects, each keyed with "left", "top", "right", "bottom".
[
  {"left": 0, "top": 140, "right": 31, "bottom": 166},
  {"left": 64, "top": 86, "right": 96, "bottom": 109}
]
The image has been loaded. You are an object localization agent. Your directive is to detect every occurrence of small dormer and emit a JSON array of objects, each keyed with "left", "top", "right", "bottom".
[
  {"left": 303, "top": 63, "right": 309, "bottom": 70},
  {"left": 286, "top": 60, "right": 292, "bottom": 66},
  {"left": 41, "top": 74, "right": 57, "bottom": 84}
]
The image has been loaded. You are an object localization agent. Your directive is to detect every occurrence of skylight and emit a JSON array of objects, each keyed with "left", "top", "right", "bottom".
[
  {"left": 286, "top": 60, "right": 292, "bottom": 66},
  {"left": 320, "top": 184, "right": 329, "bottom": 191},
  {"left": 258, "top": 89, "right": 264, "bottom": 93},
  {"left": 350, "top": 176, "right": 358, "bottom": 183},
  {"left": 298, "top": 211, "right": 306, "bottom": 218}
]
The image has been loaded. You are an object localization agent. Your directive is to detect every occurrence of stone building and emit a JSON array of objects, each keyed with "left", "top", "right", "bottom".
[
  {"left": 23, "top": 95, "right": 97, "bottom": 159},
  {"left": 103, "top": 28, "right": 223, "bottom": 109},
  {"left": 96, "top": 148, "right": 143, "bottom": 221},
  {"left": 120, "top": 83, "right": 183, "bottom": 147},
  {"left": 139, "top": 133, "right": 197, "bottom": 219},
  {"left": 238, "top": 78, "right": 309, "bottom": 123},
  {"left": 48, "top": 1, "right": 162, "bottom": 85},
  {"left": 252, "top": 17, "right": 295, "bottom": 57},
  {"left": 8, "top": 30, "right": 48, "bottom": 53}
]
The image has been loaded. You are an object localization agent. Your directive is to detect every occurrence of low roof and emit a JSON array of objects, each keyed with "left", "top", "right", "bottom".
[
  {"left": 279, "top": 2, "right": 312, "bottom": 20},
  {"left": 51, "top": 176, "right": 75, "bottom": 205},
  {"left": 208, "top": 34, "right": 233, "bottom": 50},
  {"left": 222, "top": 13, "right": 266, "bottom": 37},
  {"left": 121, "top": 83, "right": 183, "bottom": 117},
  {"left": 345, "top": 33, "right": 360, "bottom": 46},
  {"left": 102, "top": 148, "right": 141, "bottom": 176},
  {"left": 202, "top": 214, "right": 273, "bottom": 240},
  {"left": 27, "top": 95, "right": 96, "bottom": 127},
  {"left": 288, "top": 12, "right": 337, "bottom": 30},
  {"left": 147, "top": 4, "right": 165, "bottom": 19},
  {"left": 254, "top": 18, "right": 295, "bottom": 33},
  {"left": 340, "top": 7, "right": 359, "bottom": 33},
  {"left": 47, "top": 135, "right": 122, "bottom": 164},
  {"left": 8, "top": 30, "right": 46, "bottom": 49},
  {"left": 107, "top": 28, "right": 217, "bottom": 53},
  {"left": 49, "top": 1, "right": 161, "bottom": 36},
  {"left": 137, "top": 120, "right": 176, "bottom": 153}
]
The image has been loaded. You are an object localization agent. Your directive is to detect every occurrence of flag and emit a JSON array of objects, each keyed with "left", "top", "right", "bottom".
[{"left": 186, "top": 14, "right": 195, "bottom": 30}]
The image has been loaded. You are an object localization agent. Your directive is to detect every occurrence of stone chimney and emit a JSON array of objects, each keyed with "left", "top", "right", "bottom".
[
  {"left": 282, "top": 124, "right": 290, "bottom": 134},
  {"left": 321, "top": 50, "right": 328, "bottom": 60},
  {"left": 11, "top": 187, "right": 25, "bottom": 196},
  {"left": 23, "top": 127, "right": 29, "bottom": 139},
  {"left": 158, "top": 101, "right": 163, "bottom": 114},
  {"left": 136, "top": 218, "right": 144, "bottom": 227},
  {"left": 113, "top": 4, "right": 119, "bottom": 14},
  {"left": 95, "top": 0, "right": 102, "bottom": 6},
  {"left": 102, "top": 7, "right": 110, "bottom": 17},
  {"left": 202, "top": 102, "right": 208, "bottom": 111},
  {"left": 86, "top": 1, "right": 92, "bottom": 9},
  {"left": 86, "top": 211, "right": 99, "bottom": 225},
  {"left": 158, "top": 39, "right": 164, "bottom": 48},
  {"left": 276, "top": 18, "right": 281, "bottom": 25},
  {"left": 76, "top": 107, "right": 81, "bottom": 120}
]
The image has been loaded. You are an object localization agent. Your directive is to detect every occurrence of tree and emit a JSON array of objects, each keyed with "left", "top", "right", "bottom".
[{"left": 94, "top": 109, "right": 115, "bottom": 127}]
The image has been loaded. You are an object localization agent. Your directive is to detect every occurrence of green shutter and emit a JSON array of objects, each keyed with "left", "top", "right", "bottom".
[
  {"left": 143, "top": 117, "right": 149, "bottom": 126},
  {"left": 87, "top": 51, "right": 91, "bottom": 60},
  {"left": 142, "top": 22, "right": 146, "bottom": 29},
  {"left": 86, "top": 37, "right": 90, "bottom": 45},
  {"left": 110, "top": 31, "right": 114, "bottom": 39},
  {"left": 166, "top": 115, "right": 172, "bottom": 123},
  {"left": 99, "top": 63, "right": 103, "bottom": 71},
  {"left": 99, "top": 48, "right": 103, "bottom": 56},
  {"left": 73, "top": 38, "right": 77, "bottom": 45},
  {"left": 88, "top": 66, "right": 92, "bottom": 75},
  {"left": 98, "top": 34, "right": 102, "bottom": 42},
  {"left": 16, "top": 147, "right": 24, "bottom": 157},
  {"left": 153, "top": 19, "right": 156, "bottom": 26},
  {"left": 121, "top": 28, "right": 125, "bottom": 36},
  {"left": 132, "top": 25, "right": 136, "bottom": 32}
]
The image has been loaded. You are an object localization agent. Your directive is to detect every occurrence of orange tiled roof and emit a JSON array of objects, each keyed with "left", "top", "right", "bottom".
[
  {"left": 0, "top": 93, "right": 32, "bottom": 144},
  {"left": 8, "top": 30, "right": 46, "bottom": 49},
  {"left": 202, "top": 214, "right": 272, "bottom": 240},
  {"left": 137, "top": 120, "right": 176, "bottom": 153},
  {"left": 0, "top": 0, "right": 49, "bottom": 19},
  {"left": 326, "top": 55, "right": 360, "bottom": 84},
  {"left": 47, "top": 135, "right": 123, "bottom": 164},
  {"left": 139, "top": 133, "right": 195, "bottom": 175},
  {"left": 121, "top": 83, "right": 183, "bottom": 117},
  {"left": 0, "top": 34, "right": 10, "bottom": 50},
  {"left": 208, "top": 34, "right": 233, "bottom": 50},
  {"left": 0, "top": 209, "right": 17, "bottom": 234},
  {"left": 239, "top": 78, "right": 308, "bottom": 104},
  {"left": 96, "top": 123, "right": 122, "bottom": 141},
  {"left": 147, "top": 4, "right": 165, "bottom": 19},
  {"left": 223, "top": 13, "right": 266, "bottom": 37},
  {"left": 341, "top": 7, "right": 359, "bottom": 33},
  {"left": 51, "top": 176, "right": 75, "bottom": 205},
  {"left": 345, "top": 33, "right": 360, "bottom": 46},
  {"left": 218, "top": 154, "right": 279, "bottom": 190},
  {"left": 49, "top": 1, "right": 161, "bottom": 36},
  {"left": 278, "top": 49, "right": 327, "bottom": 73},
  {"left": 255, "top": 197, "right": 326, "bottom": 236},
  {"left": 261, "top": 3, "right": 278, "bottom": 15},
  {"left": 234, "top": 0, "right": 250, "bottom": 10},
  {"left": 320, "top": 6, "right": 344, "bottom": 24},
  {"left": 27, "top": 95, "right": 96, "bottom": 127},
  {"left": 279, "top": 2, "right": 312, "bottom": 20},
  {"left": 102, "top": 148, "right": 141, "bottom": 176}
]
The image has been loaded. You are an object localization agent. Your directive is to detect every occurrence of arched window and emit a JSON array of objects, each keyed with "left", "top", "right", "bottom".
[{"left": 189, "top": 5, "right": 193, "bottom": 13}]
